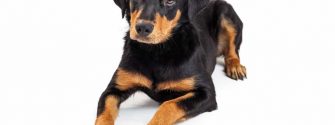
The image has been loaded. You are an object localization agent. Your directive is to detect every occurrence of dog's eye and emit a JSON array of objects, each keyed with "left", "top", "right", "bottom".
[{"left": 165, "top": 0, "right": 176, "bottom": 6}]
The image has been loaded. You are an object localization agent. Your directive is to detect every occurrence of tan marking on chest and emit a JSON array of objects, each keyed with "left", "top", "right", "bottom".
[
  {"left": 115, "top": 68, "right": 152, "bottom": 90},
  {"left": 156, "top": 76, "right": 196, "bottom": 91}
]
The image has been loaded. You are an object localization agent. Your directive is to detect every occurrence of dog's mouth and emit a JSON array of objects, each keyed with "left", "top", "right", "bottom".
[
  {"left": 129, "top": 24, "right": 172, "bottom": 44},
  {"left": 130, "top": 35, "right": 156, "bottom": 44},
  {"left": 129, "top": 29, "right": 173, "bottom": 44}
]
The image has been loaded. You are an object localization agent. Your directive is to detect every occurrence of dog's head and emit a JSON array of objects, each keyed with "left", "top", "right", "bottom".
[{"left": 114, "top": 0, "right": 209, "bottom": 44}]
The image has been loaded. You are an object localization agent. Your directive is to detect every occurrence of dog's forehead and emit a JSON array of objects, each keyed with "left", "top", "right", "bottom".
[
  {"left": 132, "top": 0, "right": 158, "bottom": 3},
  {"left": 131, "top": 0, "right": 185, "bottom": 5}
]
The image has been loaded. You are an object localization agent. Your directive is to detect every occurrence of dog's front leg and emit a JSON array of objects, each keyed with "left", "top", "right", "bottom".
[
  {"left": 95, "top": 82, "right": 135, "bottom": 125},
  {"left": 95, "top": 68, "right": 152, "bottom": 125},
  {"left": 148, "top": 82, "right": 217, "bottom": 125}
]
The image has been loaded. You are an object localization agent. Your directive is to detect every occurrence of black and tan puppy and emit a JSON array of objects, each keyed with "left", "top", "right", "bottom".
[{"left": 95, "top": 0, "right": 246, "bottom": 124}]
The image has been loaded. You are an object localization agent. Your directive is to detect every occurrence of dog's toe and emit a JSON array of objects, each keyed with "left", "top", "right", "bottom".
[{"left": 224, "top": 59, "right": 247, "bottom": 80}]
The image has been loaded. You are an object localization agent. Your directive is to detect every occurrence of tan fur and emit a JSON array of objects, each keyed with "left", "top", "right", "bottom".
[
  {"left": 148, "top": 10, "right": 181, "bottom": 44},
  {"left": 115, "top": 68, "right": 152, "bottom": 90},
  {"left": 217, "top": 24, "right": 228, "bottom": 56},
  {"left": 148, "top": 93, "right": 194, "bottom": 125},
  {"left": 130, "top": 10, "right": 142, "bottom": 41},
  {"left": 223, "top": 19, "right": 239, "bottom": 59},
  {"left": 156, "top": 77, "right": 195, "bottom": 91},
  {"left": 129, "top": 10, "right": 182, "bottom": 44},
  {"left": 218, "top": 18, "right": 247, "bottom": 79},
  {"left": 217, "top": 18, "right": 238, "bottom": 59},
  {"left": 95, "top": 96, "right": 119, "bottom": 125}
]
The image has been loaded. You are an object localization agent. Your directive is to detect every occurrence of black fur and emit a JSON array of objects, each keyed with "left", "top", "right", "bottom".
[{"left": 97, "top": 0, "right": 244, "bottom": 122}]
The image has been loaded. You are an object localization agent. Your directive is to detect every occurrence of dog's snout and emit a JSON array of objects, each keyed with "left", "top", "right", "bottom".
[{"left": 135, "top": 23, "right": 153, "bottom": 37}]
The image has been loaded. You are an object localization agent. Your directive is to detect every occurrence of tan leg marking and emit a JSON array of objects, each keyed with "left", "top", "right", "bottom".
[
  {"left": 217, "top": 23, "right": 228, "bottom": 56},
  {"left": 115, "top": 68, "right": 152, "bottom": 90},
  {"left": 148, "top": 93, "right": 194, "bottom": 125},
  {"left": 156, "top": 76, "right": 195, "bottom": 92},
  {"left": 219, "top": 18, "right": 247, "bottom": 80},
  {"left": 95, "top": 96, "right": 119, "bottom": 125}
]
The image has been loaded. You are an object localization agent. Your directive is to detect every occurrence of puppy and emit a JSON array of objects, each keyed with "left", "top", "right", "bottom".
[{"left": 95, "top": 0, "right": 246, "bottom": 124}]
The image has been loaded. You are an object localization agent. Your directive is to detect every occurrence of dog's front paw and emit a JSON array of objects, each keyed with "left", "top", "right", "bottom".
[
  {"left": 95, "top": 117, "right": 115, "bottom": 125},
  {"left": 147, "top": 117, "right": 175, "bottom": 125},
  {"left": 224, "top": 58, "right": 247, "bottom": 80},
  {"left": 148, "top": 121, "right": 173, "bottom": 125}
]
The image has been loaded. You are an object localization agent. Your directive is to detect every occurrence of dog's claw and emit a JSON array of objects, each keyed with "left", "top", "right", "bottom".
[{"left": 238, "top": 75, "right": 244, "bottom": 80}]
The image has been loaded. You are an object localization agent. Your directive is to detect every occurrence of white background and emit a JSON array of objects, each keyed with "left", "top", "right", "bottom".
[{"left": 0, "top": 0, "right": 335, "bottom": 125}]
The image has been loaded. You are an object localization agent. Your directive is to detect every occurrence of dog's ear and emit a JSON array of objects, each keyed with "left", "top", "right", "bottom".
[
  {"left": 188, "top": 0, "right": 209, "bottom": 19},
  {"left": 114, "top": 0, "right": 129, "bottom": 18}
]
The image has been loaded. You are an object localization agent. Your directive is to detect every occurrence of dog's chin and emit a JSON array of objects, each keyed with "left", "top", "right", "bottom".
[{"left": 130, "top": 36, "right": 158, "bottom": 45}]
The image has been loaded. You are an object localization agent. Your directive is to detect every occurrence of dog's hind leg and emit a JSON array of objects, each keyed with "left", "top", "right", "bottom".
[{"left": 216, "top": 1, "right": 246, "bottom": 80}]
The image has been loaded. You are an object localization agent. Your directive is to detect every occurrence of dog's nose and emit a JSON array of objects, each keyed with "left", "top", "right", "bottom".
[{"left": 135, "top": 23, "right": 153, "bottom": 37}]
